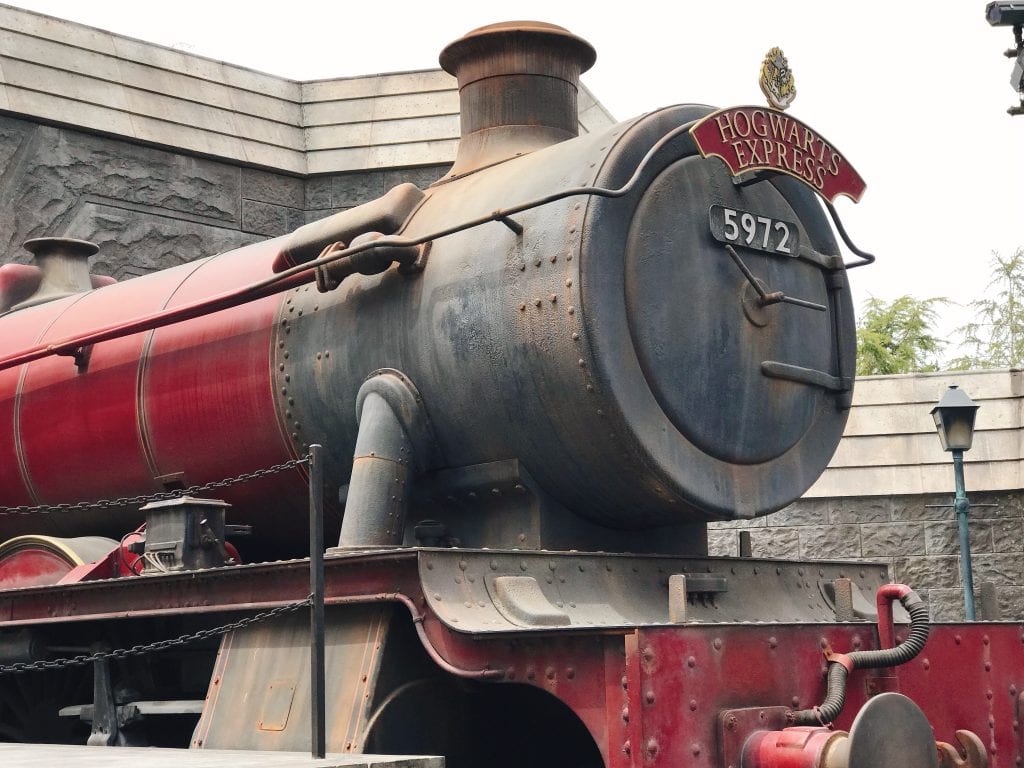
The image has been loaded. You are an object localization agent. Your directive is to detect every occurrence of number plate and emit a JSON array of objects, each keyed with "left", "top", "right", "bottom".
[{"left": 709, "top": 205, "right": 799, "bottom": 257}]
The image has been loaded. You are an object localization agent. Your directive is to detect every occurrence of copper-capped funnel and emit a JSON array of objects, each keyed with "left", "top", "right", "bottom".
[{"left": 440, "top": 21, "right": 596, "bottom": 174}]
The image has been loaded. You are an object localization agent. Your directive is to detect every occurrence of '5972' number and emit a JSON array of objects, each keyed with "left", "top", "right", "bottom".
[{"left": 709, "top": 205, "right": 799, "bottom": 257}]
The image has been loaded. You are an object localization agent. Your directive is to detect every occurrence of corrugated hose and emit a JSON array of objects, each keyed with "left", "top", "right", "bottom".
[{"left": 790, "top": 586, "right": 929, "bottom": 726}]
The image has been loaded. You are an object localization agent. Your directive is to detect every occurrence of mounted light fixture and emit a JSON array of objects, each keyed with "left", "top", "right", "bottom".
[
  {"left": 930, "top": 385, "right": 980, "bottom": 452},
  {"left": 931, "top": 385, "right": 980, "bottom": 620}
]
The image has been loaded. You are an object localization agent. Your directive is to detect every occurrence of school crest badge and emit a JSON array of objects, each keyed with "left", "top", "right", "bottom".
[{"left": 759, "top": 47, "right": 796, "bottom": 111}]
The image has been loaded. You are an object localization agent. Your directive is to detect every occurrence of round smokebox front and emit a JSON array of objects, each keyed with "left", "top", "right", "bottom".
[{"left": 581, "top": 111, "right": 854, "bottom": 522}]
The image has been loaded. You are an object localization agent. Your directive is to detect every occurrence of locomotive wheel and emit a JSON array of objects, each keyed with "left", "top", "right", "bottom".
[
  {"left": 364, "top": 677, "right": 603, "bottom": 768},
  {"left": 0, "top": 535, "right": 117, "bottom": 588},
  {"left": 0, "top": 667, "right": 91, "bottom": 743}
]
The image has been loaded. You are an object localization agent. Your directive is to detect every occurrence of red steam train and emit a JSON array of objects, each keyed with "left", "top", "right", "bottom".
[{"left": 0, "top": 20, "right": 1011, "bottom": 768}]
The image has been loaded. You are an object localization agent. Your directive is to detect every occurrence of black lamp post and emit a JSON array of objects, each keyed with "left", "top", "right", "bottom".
[{"left": 930, "top": 385, "right": 980, "bottom": 620}]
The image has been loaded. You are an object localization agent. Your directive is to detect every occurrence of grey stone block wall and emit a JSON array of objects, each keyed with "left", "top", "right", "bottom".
[
  {"left": 0, "top": 114, "right": 449, "bottom": 278},
  {"left": 709, "top": 490, "right": 1024, "bottom": 621}
]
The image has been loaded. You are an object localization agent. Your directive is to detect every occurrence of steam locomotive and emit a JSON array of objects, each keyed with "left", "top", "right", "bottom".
[{"left": 0, "top": 20, "right": 1009, "bottom": 768}]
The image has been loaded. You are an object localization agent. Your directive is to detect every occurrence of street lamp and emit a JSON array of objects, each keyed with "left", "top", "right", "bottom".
[{"left": 931, "top": 385, "right": 980, "bottom": 620}]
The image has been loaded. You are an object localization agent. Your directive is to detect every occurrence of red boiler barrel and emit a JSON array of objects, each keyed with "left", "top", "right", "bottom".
[{"left": 0, "top": 238, "right": 318, "bottom": 556}]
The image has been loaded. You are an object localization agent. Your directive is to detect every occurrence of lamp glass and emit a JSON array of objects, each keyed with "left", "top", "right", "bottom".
[
  {"left": 931, "top": 385, "right": 979, "bottom": 452},
  {"left": 940, "top": 411, "right": 976, "bottom": 451}
]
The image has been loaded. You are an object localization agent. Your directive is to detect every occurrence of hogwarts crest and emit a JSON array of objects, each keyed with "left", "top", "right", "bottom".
[{"left": 759, "top": 47, "right": 796, "bottom": 110}]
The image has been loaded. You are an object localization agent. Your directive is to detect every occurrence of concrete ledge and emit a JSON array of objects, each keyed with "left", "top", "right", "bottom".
[{"left": 0, "top": 744, "right": 442, "bottom": 768}]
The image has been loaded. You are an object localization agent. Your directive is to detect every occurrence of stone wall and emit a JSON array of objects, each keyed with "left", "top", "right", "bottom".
[
  {"left": 0, "top": 114, "right": 449, "bottom": 277},
  {"left": 709, "top": 490, "right": 1024, "bottom": 621}
]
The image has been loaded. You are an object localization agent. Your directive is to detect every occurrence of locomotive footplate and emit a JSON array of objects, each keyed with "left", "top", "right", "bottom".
[
  {"left": 0, "top": 549, "right": 892, "bottom": 630},
  {"left": 0, "top": 550, "right": 1015, "bottom": 765}
]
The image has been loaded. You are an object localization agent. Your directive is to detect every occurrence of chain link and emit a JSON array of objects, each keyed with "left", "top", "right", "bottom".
[
  {"left": 0, "top": 597, "right": 313, "bottom": 675},
  {"left": 0, "top": 456, "right": 309, "bottom": 517}
]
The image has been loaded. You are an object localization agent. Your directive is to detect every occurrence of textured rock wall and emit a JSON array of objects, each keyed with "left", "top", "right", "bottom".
[
  {"left": 709, "top": 491, "right": 1024, "bottom": 621},
  {"left": 0, "top": 115, "right": 449, "bottom": 278}
]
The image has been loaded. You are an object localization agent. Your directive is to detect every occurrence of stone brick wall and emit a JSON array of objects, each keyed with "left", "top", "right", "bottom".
[
  {"left": 0, "top": 114, "right": 449, "bottom": 277},
  {"left": 709, "top": 490, "right": 1024, "bottom": 621}
]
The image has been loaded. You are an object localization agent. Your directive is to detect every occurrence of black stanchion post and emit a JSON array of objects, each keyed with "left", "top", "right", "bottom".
[{"left": 309, "top": 444, "right": 326, "bottom": 759}]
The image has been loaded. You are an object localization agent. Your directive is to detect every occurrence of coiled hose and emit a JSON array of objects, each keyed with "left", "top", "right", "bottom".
[{"left": 790, "top": 585, "right": 929, "bottom": 726}]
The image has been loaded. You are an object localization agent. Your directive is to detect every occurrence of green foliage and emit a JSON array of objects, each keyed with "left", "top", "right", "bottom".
[
  {"left": 949, "top": 248, "right": 1024, "bottom": 370},
  {"left": 856, "top": 295, "right": 947, "bottom": 375}
]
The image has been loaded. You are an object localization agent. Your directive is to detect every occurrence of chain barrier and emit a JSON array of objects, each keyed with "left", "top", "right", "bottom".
[
  {"left": 0, "top": 596, "right": 313, "bottom": 675},
  {"left": 0, "top": 456, "right": 310, "bottom": 517}
]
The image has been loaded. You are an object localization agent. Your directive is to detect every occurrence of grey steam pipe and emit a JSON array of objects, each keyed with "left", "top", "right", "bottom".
[{"left": 336, "top": 370, "right": 437, "bottom": 549}]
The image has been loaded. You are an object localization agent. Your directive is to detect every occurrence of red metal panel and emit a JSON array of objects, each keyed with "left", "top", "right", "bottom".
[
  {"left": 625, "top": 624, "right": 1024, "bottom": 768},
  {"left": 629, "top": 625, "right": 883, "bottom": 768},
  {"left": 897, "top": 624, "right": 1024, "bottom": 761},
  {"left": 140, "top": 239, "right": 306, "bottom": 549},
  {"left": 0, "top": 300, "right": 68, "bottom": 510},
  {"left": 0, "top": 236, "right": 307, "bottom": 551},
  {"left": 17, "top": 273, "right": 190, "bottom": 508}
]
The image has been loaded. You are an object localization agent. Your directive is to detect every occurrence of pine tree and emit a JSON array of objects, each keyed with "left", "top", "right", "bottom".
[
  {"left": 950, "top": 248, "right": 1024, "bottom": 370},
  {"left": 856, "top": 295, "right": 947, "bottom": 375}
]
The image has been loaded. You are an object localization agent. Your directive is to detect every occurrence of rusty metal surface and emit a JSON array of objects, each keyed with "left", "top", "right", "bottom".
[
  {"left": 608, "top": 623, "right": 1024, "bottom": 768},
  {"left": 0, "top": 551, "right": 407, "bottom": 625},
  {"left": 897, "top": 626, "right": 1024, "bottom": 764},
  {"left": 717, "top": 706, "right": 794, "bottom": 768},
  {"left": 0, "top": 550, "right": 887, "bottom": 632},
  {"left": 582, "top": 106, "right": 856, "bottom": 522},
  {"left": 418, "top": 550, "right": 889, "bottom": 632},
  {"left": 193, "top": 604, "right": 391, "bottom": 753},
  {"left": 439, "top": 22, "right": 596, "bottom": 175},
  {"left": 0, "top": 546, "right": 1020, "bottom": 768}
]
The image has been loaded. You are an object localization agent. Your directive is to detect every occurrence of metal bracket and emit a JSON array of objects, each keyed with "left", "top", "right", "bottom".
[
  {"left": 494, "top": 213, "right": 524, "bottom": 235},
  {"left": 761, "top": 361, "right": 852, "bottom": 393},
  {"left": 730, "top": 169, "right": 773, "bottom": 188},
  {"left": 725, "top": 245, "right": 827, "bottom": 312},
  {"left": 56, "top": 344, "right": 92, "bottom": 373}
]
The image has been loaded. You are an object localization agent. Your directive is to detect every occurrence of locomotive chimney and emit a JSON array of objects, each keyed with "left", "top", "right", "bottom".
[{"left": 439, "top": 21, "right": 596, "bottom": 175}]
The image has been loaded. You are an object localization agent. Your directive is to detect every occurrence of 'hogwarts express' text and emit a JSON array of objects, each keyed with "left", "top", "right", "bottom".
[{"left": 690, "top": 107, "right": 866, "bottom": 203}]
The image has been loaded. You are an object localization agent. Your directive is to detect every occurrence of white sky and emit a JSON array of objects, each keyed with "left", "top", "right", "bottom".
[{"left": 5, "top": 1, "right": 1023, "bottom": 359}]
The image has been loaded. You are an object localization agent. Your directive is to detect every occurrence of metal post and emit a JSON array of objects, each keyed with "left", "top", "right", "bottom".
[
  {"left": 309, "top": 444, "right": 326, "bottom": 758},
  {"left": 952, "top": 449, "right": 976, "bottom": 621}
]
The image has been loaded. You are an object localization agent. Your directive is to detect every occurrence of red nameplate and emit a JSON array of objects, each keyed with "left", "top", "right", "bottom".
[{"left": 690, "top": 106, "right": 866, "bottom": 203}]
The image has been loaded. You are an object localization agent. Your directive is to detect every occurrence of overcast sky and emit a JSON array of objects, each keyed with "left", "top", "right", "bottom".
[{"left": 5, "top": 1, "right": 1022, "bottom": 359}]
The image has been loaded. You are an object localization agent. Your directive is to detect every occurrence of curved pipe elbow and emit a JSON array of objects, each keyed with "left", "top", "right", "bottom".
[{"left": 336, "top": 370, "right": 439, "bottom": 549}]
